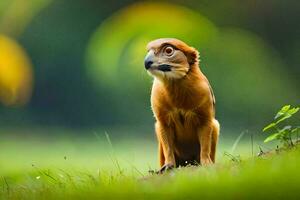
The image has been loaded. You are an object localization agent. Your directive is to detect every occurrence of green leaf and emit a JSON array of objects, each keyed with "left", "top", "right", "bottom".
[
  {"left": 263, "top": 122, "right": 276, "bottom": 132},
  {"left": 274, "top": 106, "right": 299, "bottom": 124},
  {"left": 287, "top": 107, "right": 299, "bottom": 115},
  {"left": 275, "top": 115, "right": 292, "bottom": 124},
  {"left": 263, "top": 105, "right": 299, "bottom": 143},
  {"left": 264, "top": 132, "right": 281, "bottom": 143},
  {"left": 275, "top": 105, "right": 290, "bottom": 119}
]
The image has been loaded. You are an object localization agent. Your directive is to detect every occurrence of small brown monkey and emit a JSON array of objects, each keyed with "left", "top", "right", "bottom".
[{"left": 144, "top": 38, "right": 220, "bottom": 173}]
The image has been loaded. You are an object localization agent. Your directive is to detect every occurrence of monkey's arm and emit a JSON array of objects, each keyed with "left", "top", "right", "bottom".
[
  {"left": 210, "top": 119, "right": 220, "bottom": 163},
  {"left": 155, "top": 121, "right": 176, "bottom": 171},
  {"left": 198, "top": 121, "right": 213, "bottom": 165}
]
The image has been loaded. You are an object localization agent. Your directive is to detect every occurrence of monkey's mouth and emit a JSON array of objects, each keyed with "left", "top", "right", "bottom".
[{"left": 157, "top": 64, "right": 172, "bottom": 72}]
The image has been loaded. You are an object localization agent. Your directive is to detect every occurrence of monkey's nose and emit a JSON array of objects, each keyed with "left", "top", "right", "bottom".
[{"left": 144, "top": 60, "right": 153, "bottom": 70}]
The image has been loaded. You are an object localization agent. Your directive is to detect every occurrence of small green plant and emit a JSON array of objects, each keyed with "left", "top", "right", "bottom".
[{"left": 262, "top": 105, "right": 300, "bottom": 147}]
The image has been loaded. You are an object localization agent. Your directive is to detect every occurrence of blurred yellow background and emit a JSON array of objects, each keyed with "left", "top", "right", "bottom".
[{"left": 0, "top": 34, "right": 33, "bottom": 106}]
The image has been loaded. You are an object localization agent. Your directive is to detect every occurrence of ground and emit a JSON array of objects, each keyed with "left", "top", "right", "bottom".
[{"left": 1, "top": 128, "right": 300, "bottom": 199}]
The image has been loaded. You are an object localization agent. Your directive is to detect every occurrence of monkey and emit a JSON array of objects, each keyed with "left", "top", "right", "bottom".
[{"left": 144, "top": 38, "right": 220, "bottom": 173}]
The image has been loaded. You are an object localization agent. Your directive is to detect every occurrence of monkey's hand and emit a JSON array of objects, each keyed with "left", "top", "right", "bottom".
[
  {"left": 157, "top": 163, "right": 174, "bottom": 174},
  {"left": 201, "top": 156, "right": 213, "bottom": 166}
]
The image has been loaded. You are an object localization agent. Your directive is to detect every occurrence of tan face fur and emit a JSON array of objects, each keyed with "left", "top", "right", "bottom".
[{"left": 144, "top": 38, "right": 198, "bottom": 80}]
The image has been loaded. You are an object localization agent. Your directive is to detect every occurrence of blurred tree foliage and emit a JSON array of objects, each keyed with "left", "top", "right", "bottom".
[{"left": 0, "top": 0, "right": 299, "bottom": 131}]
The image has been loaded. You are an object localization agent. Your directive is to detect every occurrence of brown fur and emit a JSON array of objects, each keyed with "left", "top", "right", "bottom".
[{"left": 145, "top": 38, "right": 219, "bottom": 169}]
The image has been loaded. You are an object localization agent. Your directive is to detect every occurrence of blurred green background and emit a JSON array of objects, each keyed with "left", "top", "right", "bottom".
[
  {"left": 0, "top": 0, "right": 299, "bottom": 135},
  {"left": 1, "top": 2, "right": 300, "bottom": 198}
]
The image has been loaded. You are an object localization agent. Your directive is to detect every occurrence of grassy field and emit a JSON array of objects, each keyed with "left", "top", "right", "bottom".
[{"left": 1, "top": 128, "right": 300, "bottom": 199}]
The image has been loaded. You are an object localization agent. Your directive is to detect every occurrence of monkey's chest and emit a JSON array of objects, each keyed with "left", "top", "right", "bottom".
[
  {"left": 167, "top": 109, "right": 198, "bottom": 130},
  {"left": 167, "top": 109, "right": 201, "bottom": 165}
]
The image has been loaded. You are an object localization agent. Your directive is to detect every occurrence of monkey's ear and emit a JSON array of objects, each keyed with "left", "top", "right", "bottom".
[{"left": 186, "top": 47, "right": 199, "bottom": 65}]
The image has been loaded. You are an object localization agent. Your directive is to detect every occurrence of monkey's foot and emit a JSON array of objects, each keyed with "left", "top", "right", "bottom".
[{"left": 157, "top": 163, "right": 174, "bottom": 174}]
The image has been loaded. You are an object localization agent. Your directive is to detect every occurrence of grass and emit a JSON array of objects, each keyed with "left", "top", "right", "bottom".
[{"left": 1, "top": 128, "right": 300, "bottom": 199}]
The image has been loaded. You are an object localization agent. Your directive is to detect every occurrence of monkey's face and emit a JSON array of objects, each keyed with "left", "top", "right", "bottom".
[{"left": 144, "top": 38, "right": 198, "bottom": 80}]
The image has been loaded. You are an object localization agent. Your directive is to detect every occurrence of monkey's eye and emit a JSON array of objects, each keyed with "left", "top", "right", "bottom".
[{"left": 164, "top": 46, "right": 174, "bottom": 56}]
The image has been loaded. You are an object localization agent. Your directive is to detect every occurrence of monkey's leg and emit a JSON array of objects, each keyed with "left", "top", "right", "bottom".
[
  {"left": 158, "top": 142, "right": 165, "bottom": 167},
  {"left": 210, "top": 119, "right": 220, "bottom": 163},
  {"left": 155, "top": 122, "right": 175, "bottom": 172},
  {"left": 198, "top": 122, "right": 213, "bottom": 166}
]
